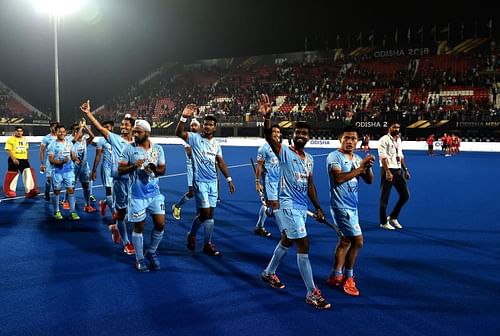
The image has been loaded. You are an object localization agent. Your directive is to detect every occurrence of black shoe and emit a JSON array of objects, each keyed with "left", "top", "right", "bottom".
[
  {"left": 254, "top": 227, "right": 271, "bottom": 237},
  {"left": 145, "top": 251, "right": 160, "bottom": 270},
  {"left": 135, "top": 259, "right": 150, "bottom": 272}
]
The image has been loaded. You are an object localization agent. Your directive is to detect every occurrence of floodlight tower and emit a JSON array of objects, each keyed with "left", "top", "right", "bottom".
[{"left": 32, "top": 0, "right": 84, "bottom": 122}]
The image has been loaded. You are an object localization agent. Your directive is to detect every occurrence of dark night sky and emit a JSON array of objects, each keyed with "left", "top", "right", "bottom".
[{"left": 0, "top": 0, "right": 496, "bottom": 121}]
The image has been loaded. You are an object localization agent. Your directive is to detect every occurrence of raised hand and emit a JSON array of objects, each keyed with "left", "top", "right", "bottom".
[
  {"left": 79, "top": 118, "right": 86, "bottom": 128},
  {"left": 182, "top": 104, "right": 197, "bottom": 118},
  {"left": 80, "top": 100, "right": 91, "bottom": 114},
  {"left": 258, "top": 94, "right": 272, "bottom": 117}
]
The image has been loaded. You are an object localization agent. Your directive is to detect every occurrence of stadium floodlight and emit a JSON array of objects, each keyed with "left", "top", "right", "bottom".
[
  {"left": 32, "top": 0, "right": 85, "bottom": 17},
  {"left": 31, "top": 0, "right": 85, "bottom": 122}
]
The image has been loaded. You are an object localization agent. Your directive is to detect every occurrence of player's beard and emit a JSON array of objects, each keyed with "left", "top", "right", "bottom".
[
  {"left": 135, "top": 134, "right": 148, "bottom": 144},
  {"left": 293, "top": 136, "right": 307, "bottom": 149}
]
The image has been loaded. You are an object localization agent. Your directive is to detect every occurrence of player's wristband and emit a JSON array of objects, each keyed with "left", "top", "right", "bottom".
[
  {"left": 179, "top": 116, "right": 187, "bottom": 123},
  {"left": 226, "top": 176, "right": 233, "bottom": 183}
]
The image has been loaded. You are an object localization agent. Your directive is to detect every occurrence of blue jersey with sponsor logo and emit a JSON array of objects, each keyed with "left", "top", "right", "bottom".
[
  {"left": 47, "top": 140, "right": 73, "bottom": 173},
  {"left": 278, "top": 145, "right": 313, "bottom": 210},
  {"left": 326, "top": 150, "right": 361, "bottom": 210},
  {"left": 119, "top": 142, "right": 165, "bottom": 199},
  {"left": 257, "top": 142, "right": 280, "bottom": 182},
  {"left": 186, "top": 132, "right": 222, "bottom": 183}
]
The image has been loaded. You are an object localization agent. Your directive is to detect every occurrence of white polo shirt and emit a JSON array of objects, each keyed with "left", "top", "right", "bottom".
[{"left": 378, "top": 134, "right": 404, "bottom": 169}]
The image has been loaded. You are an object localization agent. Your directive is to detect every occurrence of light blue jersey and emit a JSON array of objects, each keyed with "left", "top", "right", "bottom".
[
  {"left": 96, "top": 137, "right": 113, "bottom": 187},
  {"left": 277, "top": 145, "right": 314, "bottom": 210},
  {"left": 107, "top": 132, "right": 132, "bottom": 181},
  {"left": 41, "top": 133, "right": 57, "bottom": 176},
  {"left": 72, "top": 138, "right": 91, "bottom": 183},
  {"left": 105, "top": 133, "right": 133, "bottom": 209},
  {"left": 47, "top": 140, "right": 73, "bottom": 174},
  {"left": 119, "top": 142, "right": 165, "bottom": 199},
  {"left": 186, "top": 132, "right": 222, "bottom": 183},
  {"left": 96, "top": 137, "right": 113, "bottom": 170},
  {"left": 257, "top": 143, "right": 280, "bottom": 182},
  {"left": 72, "top": 139, "right": 89, "bottom": 165},
  {"left": 326, "top": 150, "right": 361, "bottom": 210}
]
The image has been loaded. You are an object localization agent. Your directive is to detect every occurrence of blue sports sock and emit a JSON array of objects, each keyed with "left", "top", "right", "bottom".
[
  {"left": 334, "top": 269, "right": 343, "bottom": 277},
  {"left": 297, "top": 253, "right": 316, "bottom": 296},
  {"left": 117, "top": 219, "right": 129, "bottom": 244},
  {"left": 176, "top": 193, "right": 190, "bottom": 208},
  {"left": 132, "top": 231, "right": 144, "bottom": 261},
  {"left": 69, "top": 194, "right": 76, "bottom": 212},
  {"left": 148, "top": 230, "right": 164, "bottom": 254},
  {"left": 203, "top": 219, "right": 215, "bottom": 245},
  {"left": 45, "top": 179, "right": 51, "bottom": 193},
  {"left": 344, "top": 268, "right": 354, "bottom": 278},
  {"left": 264, "top": 242, "right": 288, "bottom": 275},
  {"left": 83, "top": 188, "right": 90, "bottom": 206},
  {"left": 53, "top": 193, "right": 60, "bottom": 212},
  {"left": 106, "top": 195, "right": 114, "bottom": 212},
  {"left": 256, "top": 205, "right": 267, "bottom": 228},
  {"left": 88, "top": 180, "right": 93, "bottom": 195},
  {"left": 189, "top": 216, "right": 202, "bottom": 236}
]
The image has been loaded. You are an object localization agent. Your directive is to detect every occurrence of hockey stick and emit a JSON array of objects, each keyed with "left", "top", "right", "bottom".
[
  {"left": 250, "top": 157, "right": 267, "bottom": 206},
  {"left": 250, "top": 158, "right": 342, "bottom": 237},
  {"left": 306, "top": 210, "right": 343, "bottom": 237}
]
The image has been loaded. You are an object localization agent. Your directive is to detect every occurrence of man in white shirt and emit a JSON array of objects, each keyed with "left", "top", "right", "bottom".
[{"left": 377, "top": 122, "right": 410, "bottom": 230}]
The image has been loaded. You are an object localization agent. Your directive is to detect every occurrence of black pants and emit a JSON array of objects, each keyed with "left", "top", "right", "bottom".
[{"left": 379, "top": 168, "right": 410, "bottom": 224}]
